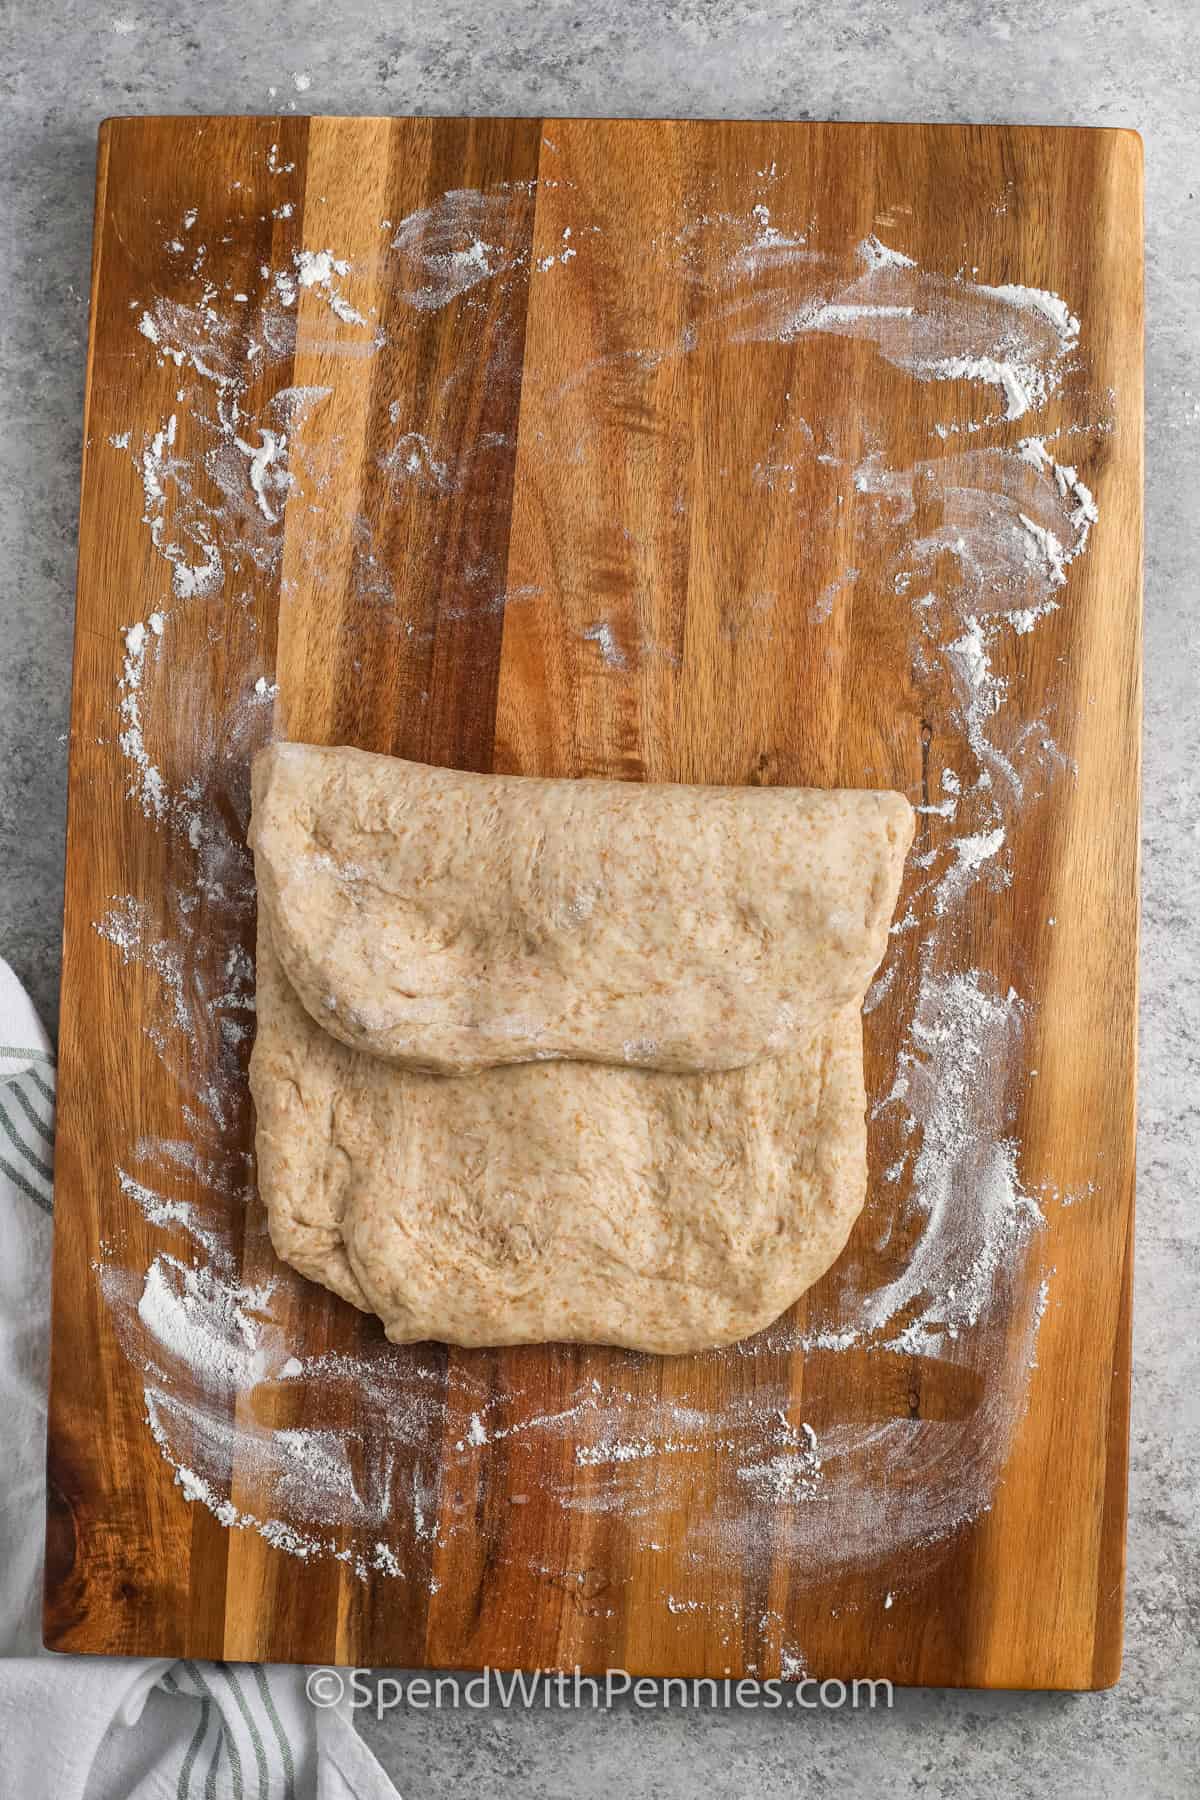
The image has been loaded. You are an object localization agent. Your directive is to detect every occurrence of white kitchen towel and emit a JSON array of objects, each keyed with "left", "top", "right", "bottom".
[{"left": 0, "top": 956, "right": 400, "bottom": 1800}]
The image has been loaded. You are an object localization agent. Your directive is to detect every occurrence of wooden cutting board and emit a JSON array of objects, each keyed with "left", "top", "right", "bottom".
[{"left": 45, "top": 116, "right": 1142, "bottom": 1688}]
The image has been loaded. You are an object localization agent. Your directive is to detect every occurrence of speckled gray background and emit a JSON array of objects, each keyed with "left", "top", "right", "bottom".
[{"left": 2, "top": 2, "right": 1195, "bottom": 1794}]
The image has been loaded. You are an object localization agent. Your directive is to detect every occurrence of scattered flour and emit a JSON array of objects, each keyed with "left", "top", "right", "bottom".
[
  {"left": 378, "top": 432, "right": 450, "bottom": 493},
  {"left": 581, "top": 620, "right": 628, "bottom": 669},
  {"left": 867, "top": 971, "right": 1042, "bottom": 1347},
  {"left": 932, "top": 825, "right": 1008, "bottom": 916},
  {"left": 388, "top": 190, "right": 527, "bottom": 311},
  {"left": 292, "top": 248, "right": 367, "bottom": 326},
  {"left": 117, "top": 616, "right": 167, "bottom": 818},
  {"left": 719, "top": 232, "right": 1079, "bottom": 424},
  {"left": 136, "top": 1255, "right": 278, "bottom": 1387}
]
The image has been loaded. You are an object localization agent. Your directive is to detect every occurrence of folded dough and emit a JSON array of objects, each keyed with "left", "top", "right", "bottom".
[
  {"left": 251, "top": 741, "right": 912, "bottom": 1075},
  {"left": 249, "top": 744, "right": 913, "bottom": 1354}
]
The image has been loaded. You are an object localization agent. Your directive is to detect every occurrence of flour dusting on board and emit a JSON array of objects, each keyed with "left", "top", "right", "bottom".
[
  {"left": 90, "top": 168, "right": 1104, "bottom": 1618},
  {"left": 728, "top": 232, "right": 1080, "bottom": 423}
]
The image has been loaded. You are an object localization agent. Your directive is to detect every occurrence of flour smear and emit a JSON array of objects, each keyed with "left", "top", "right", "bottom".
[{"left": 90, "top": 173, "right": 1103, "bottom": 1616}]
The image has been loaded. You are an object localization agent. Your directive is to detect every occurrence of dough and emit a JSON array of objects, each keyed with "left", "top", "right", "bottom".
[
  {"left": 251, "top": 742, "right": 912, "bottom": 1075},
  {"left": 249, "top": 745, "right": 912, "bottom": 1354}
]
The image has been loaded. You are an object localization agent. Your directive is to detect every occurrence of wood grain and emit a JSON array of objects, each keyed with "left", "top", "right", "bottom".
[{"left": 45, "top": 116, "right": 1142, "bottom": 1687}]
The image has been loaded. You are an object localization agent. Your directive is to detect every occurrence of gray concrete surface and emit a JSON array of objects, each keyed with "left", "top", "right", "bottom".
[{"left": 2, "top": 2, "right": 1195, "bottom": 1794}]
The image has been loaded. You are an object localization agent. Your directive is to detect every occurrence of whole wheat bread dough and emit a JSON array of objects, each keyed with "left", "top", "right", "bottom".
[
  {"left": 252, "top": 742, "right": 910, "bottom": 1075},
  {"left": 249, "top": 744, "right": 913, "bottom": 1354}
]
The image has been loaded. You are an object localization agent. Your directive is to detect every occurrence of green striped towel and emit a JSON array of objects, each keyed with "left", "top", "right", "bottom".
[
  {"left": 0, "top": 960, "right": 55, "bottom": 1215},
  {"left": 0, "top": 958, "right": 400, "bottom": 1799}
]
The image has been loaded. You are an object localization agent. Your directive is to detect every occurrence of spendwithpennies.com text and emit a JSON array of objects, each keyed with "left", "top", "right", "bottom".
[{"left": 306, "top": 1667, "right": 895, "bottom": 1718}]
